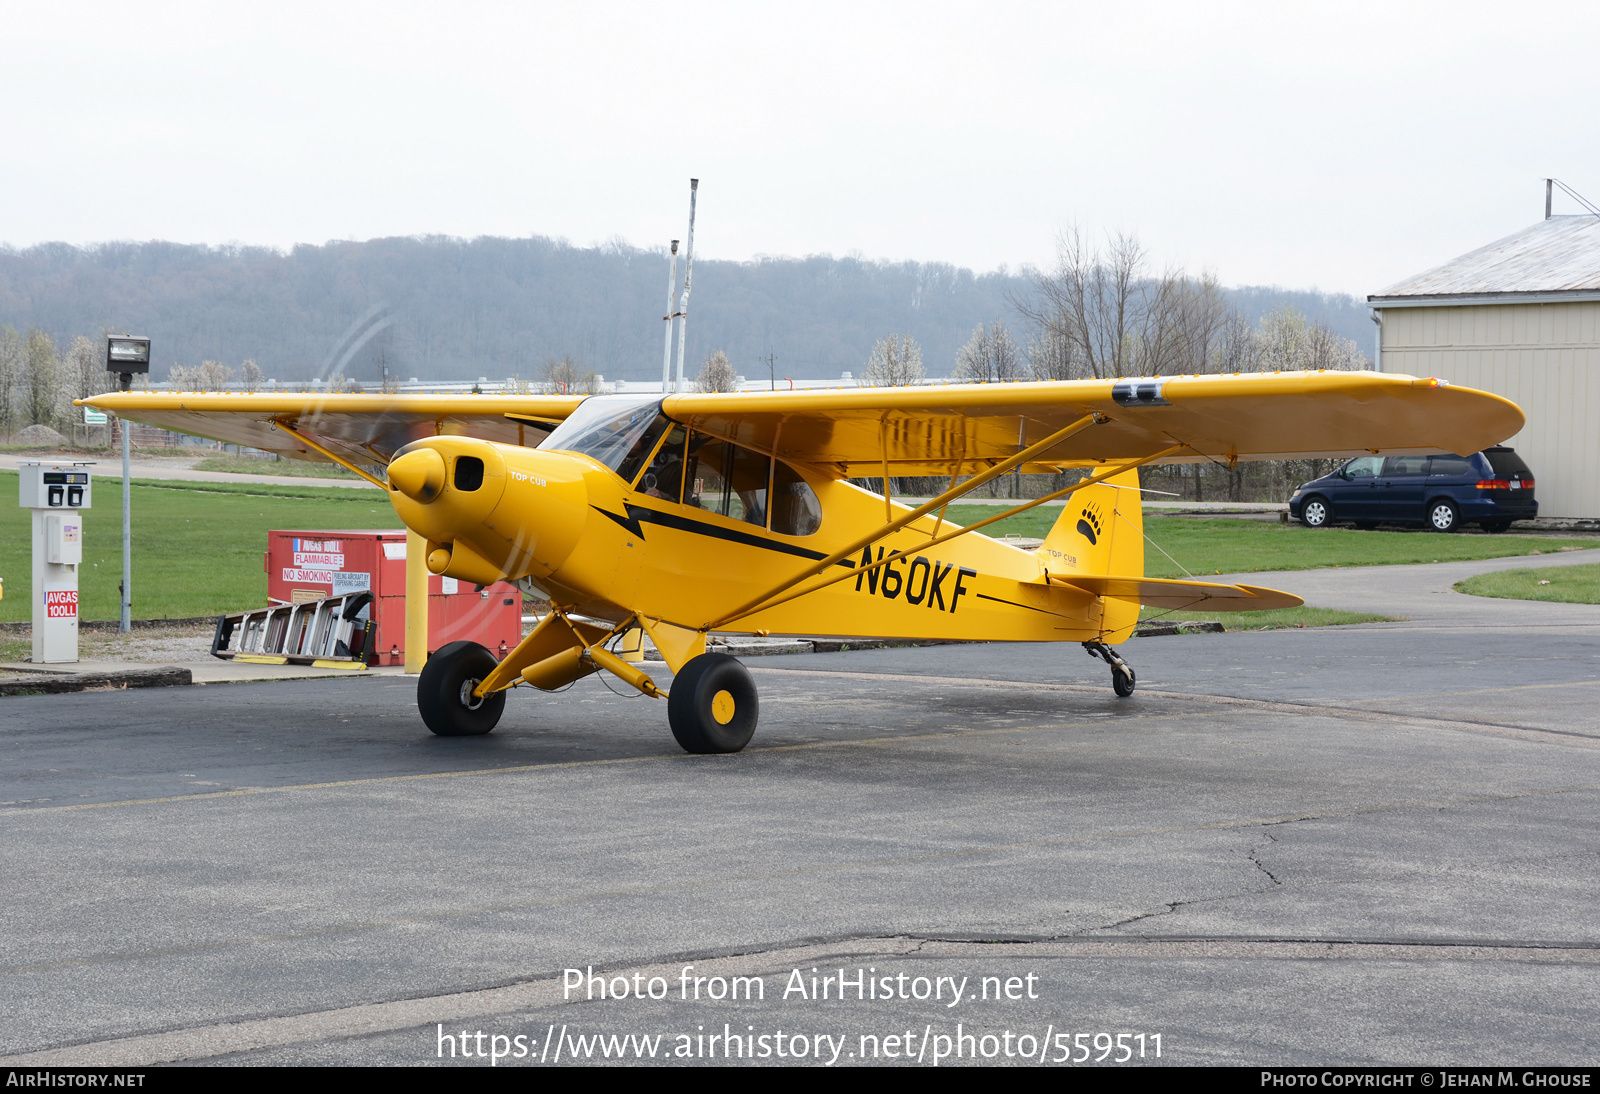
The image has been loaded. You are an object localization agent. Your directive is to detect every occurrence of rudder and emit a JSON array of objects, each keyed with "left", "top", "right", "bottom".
[{"left": 1038, "top": 468, "right": 1144, "bottom": 641}]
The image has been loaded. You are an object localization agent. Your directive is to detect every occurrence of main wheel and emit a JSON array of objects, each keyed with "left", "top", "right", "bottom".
[
  {"left": 417, "top": 640, "right": 505, "bottom": 737},
  {"left": 1426, "top": 498, "right": 1460, "bottom": 533},
  {"left": 1112, "top": 665, "right": 1136, "bottom": 697},
  {"left": 667, "top": 652, "right": 758, "bottom": 754},
  {"left": 1301, "top": 496, "right": 1331, "bottom": 528}
]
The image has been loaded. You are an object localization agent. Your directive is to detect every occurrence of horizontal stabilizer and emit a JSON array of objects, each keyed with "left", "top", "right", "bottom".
[{"left": 1047, "top": 574, "right": 1304, "bottom": 612}]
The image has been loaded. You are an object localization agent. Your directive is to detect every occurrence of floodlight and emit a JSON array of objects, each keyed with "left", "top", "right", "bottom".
[{"left": 106, "top": 336, "right": 151, "bottom": 373}]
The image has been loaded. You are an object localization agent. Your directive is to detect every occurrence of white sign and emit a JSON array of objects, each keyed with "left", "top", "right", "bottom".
[
  {"left": 282, "top": 568, "right": 333, "bottom": 585},
  {"left": 331, "top": 571, "right": 370, "bottom": 595},
  {"left": 83, "top": 408, "right": 107, "bottom": 425},
  {"left": 382, "top": 542, "right": 407, "bottom": 560},
  {"left": 293, "top": 551, "right": 345, "bottom": 570},
  {"left": 441, "top": 577, "right": 459, "bottom": 594}
]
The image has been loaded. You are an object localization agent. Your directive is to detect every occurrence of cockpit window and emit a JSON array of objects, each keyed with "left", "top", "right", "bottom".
[
  {"left": 537, "top": 395, "right": 665, "bottom": 474},
  {"left": 637, "top": 424, "right": 688, "bottom": 501}
]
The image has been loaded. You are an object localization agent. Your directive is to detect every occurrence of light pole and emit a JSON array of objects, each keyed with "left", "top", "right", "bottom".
[{"left": 106, "top": 336, "right": 150, "bottom": 635}]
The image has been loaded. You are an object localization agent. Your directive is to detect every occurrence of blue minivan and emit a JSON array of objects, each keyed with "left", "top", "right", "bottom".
[{"left": 1288, "top": 447, "right": 1537, "bottom": 533}]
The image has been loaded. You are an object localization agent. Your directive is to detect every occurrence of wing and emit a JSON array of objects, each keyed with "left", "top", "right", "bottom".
[
  {"left": 79, "top": 392, "right": 587, "bottom": 467},
  {"left": 660, "top": 371, "right": 1525, "bottom": 476},
  {"left": 1048, "top": 575, "right": 1304, "bottom": 612}
]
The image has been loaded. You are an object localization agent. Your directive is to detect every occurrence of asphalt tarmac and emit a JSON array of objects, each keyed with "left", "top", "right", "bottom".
[{"left": 2, "top": 566, "right": 1599, "bottom": 1067}]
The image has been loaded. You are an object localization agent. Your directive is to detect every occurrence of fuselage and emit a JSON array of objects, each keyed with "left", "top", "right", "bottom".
[{"left": 386, "top": 431, "right": 1129, "bottom": 645}]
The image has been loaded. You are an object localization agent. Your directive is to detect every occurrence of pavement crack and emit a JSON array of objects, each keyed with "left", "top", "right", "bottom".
[{"left": 1248, "top": 832, "right": 1284, "bottom": 887}]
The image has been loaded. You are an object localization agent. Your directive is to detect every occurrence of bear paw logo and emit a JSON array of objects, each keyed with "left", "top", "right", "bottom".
[{"left": 1076, "top": 503, "right": 1103, "bottom": 545}]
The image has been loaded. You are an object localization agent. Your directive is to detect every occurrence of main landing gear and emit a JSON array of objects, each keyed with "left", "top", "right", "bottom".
[
  {"left": 1084, "top": 640, "right": 1136, "bottom": 697},
  {"left": 417, "top": 640, "right": 763, "bottom": 753},
  {"left": 418, "top": 640, "right": 507, "bottom": 736}
]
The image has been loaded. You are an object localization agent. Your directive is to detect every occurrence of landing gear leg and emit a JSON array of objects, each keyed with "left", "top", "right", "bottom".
[{"left": 1084, "top": 640, "right": 1136, "bottom": 697}]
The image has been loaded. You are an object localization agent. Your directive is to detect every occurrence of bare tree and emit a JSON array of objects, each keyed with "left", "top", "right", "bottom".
[
  {"left": 196, "top": 360, "right": 235, "bottom": 390},
  {"left": 955, "top": 321, "right": 1024, "bottom": 383},
  {"left": 1026, "top": 324, "right": 1084, "bottom": 381},
  {"left": 862, "top": 333, "right": 924, "bottom": 387},
  {"left": 695, "top": 349, "right": 738, "bottom": 393},
  {"left": 24, "top": 329, "right": 59, "bottom": 426},
  {"left": 543, "top": 354, "right": 600, "bottom": 395},
  {"left": 240, "top": 359, "right": 263, "bottom": 391},
  {"left": 1255, "top": 305, "right": 1366, "bottom": 372},
  {"left": 0, "top": 326, "right": 23, "bottom": 435}
]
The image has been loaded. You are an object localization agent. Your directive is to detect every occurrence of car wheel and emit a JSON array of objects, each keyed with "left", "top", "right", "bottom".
[
  {"left": 417, "top": 640, "right": 506, "bottom": 736},
  {"left": 1426, "top": 499, "right": 1460, "bottom": 533},
  {"left": 1301, "top": 496, "right": 1331, "bottom": 528},
  {"left": 1481, "top": 520, "right": 1511, "bottom": 534}
]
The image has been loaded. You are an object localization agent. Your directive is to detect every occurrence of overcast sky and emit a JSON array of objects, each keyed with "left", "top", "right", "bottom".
[{"left": 4, "top": 1, "right": 1596, "bottom": 295}]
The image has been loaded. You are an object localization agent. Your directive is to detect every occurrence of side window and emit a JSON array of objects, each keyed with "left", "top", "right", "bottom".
[
  {"left": 726, "top": 445, "right": 770, "bottom": 527},
  {"left": 1382, "top": 455, "right": 1430, "bottom": 477},
  {"left": 771, "top": 462, "right": 822, "bottom": 536},
  {"left": 683, "top": 434, "right": 769, "bottom": 527},
  {"left": 1344, "top": 457, "right": 1383, "bottom": 479},
  {"left": 636, "top": 425, "right": 687, "bottom": 501},
  {"left": 685, "top": 436, "right": 729, "bottom": 513},
  {"left": 1428, "top": 455, "right": 1472, "bottom": 477}
]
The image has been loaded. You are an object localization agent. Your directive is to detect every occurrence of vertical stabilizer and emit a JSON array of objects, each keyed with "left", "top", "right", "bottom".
[{"left": 1038, "top": 468, "right": 1144, "bottom": 641}]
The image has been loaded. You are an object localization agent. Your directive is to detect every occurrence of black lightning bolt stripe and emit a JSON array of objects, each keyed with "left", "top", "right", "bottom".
[
  {"left": 591, "top": 505, "right": 646, "bottom": 538},
  {"left": 618, "top": 503, "right": 855, "bottom": 567}
]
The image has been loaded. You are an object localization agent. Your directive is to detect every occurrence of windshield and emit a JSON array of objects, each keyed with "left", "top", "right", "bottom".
[{"left": 538, "top": 395, "right": 665, "bottom": 473}]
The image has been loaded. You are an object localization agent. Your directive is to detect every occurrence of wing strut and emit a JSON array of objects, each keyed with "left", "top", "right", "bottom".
[
  {"left": 271, "top": 421, "right": 390, "bottom": 489},
  {"left": 705, "top": 444, "right": 1183, "bottom": 631}
]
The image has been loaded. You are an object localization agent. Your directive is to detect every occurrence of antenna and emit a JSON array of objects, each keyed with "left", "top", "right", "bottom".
[
  {"left": 674, "top": 179, "right": 699, "bottom": 393},
  {"left": 661, "top": 240, "right": 679, "bottom": 394}
]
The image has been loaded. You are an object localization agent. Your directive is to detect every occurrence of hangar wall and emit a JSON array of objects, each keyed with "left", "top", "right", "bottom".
[{"left": 1379, "top": 301, "right": 1600, "bottom": 519}]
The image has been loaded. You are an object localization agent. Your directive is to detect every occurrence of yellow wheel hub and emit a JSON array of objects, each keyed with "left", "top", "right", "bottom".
[{"left": 711, "top": 689, "right": 736, "bottom": 725}]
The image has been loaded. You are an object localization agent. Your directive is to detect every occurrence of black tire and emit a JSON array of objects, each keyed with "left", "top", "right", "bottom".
[
  {"left": 1481, "top": 519, "right": 1512, "bottom": 534},
  {"left": 667, "top": 652, "right": 758, "bottom": 754},
  {"left": 417, "top": 640, "right": 505, "bottom": 737},
  {"left": 1301, "top": 496, "right": 1331, "bottom": 528},
  {"left": 1426, "top": 498, "right": 1460, "bottom": 533},
  {"left": 1112, "top": 665, "right": 1136, "bottom": 698}
]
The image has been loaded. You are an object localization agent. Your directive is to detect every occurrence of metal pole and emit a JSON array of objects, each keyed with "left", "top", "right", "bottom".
[
  {"left": 661, "top": 240, "right": 679, "bottom": 393},
  {"left": 404, "top": 528, "right": 429, "bottom": 674},
  {"left": 119, "top": 378, "right": 132, "bottom": 634},
  {"left": 1546, "top": 178, "right": 1553, "bottom": 220},
  {"left": 673, "top": 179, "right": 699, "bottom": 393}
]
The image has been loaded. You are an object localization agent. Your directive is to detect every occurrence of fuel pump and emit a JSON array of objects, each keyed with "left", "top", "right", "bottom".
[{"left": 20, "top": 462, "right": 93, "bottom": 663}]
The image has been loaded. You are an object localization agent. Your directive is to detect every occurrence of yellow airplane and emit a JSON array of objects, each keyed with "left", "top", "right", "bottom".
[{"left": 85, "top": 370, "right": 1523, "bottom": 753}]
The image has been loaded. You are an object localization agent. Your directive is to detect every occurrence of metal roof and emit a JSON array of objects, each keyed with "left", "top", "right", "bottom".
[{"left": 1369, "top": 214, "right": 1600, "bottom": 304}]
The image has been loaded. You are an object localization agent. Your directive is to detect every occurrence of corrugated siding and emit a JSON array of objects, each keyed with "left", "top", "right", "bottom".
[{"left": 1381, "top": 302, "right": 1600, "bottom": 517}]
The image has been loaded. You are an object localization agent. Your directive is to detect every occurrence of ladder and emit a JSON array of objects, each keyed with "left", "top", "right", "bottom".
[{"left": 211, "top": 591, "right": 375, "bottom": 669}]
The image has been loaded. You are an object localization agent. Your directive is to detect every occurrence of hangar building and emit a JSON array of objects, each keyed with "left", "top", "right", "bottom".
[{"left": 1369, "top": 214, "right": 1600, "bottom": 519}]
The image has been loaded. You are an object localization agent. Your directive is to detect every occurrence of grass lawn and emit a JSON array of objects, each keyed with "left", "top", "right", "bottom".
[
  {"left": 1454, "top": 563, "right": 1600, "bottom": 604},
  {"left": 191, "top": 455, "right": 360, "bottom": 479},
  {"left": 941, "top": 505, "right": 1597, "bottom": 579},
  {"left": 1138, "top": 605, "right": 1400, "bottom": 631},
  {"left": 0, "top": 470, "right": 401, "bottom": 622}
]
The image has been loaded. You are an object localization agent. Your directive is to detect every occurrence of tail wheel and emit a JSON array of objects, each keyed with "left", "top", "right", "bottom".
[
  {"left": 1112, "top": 665, "right": 1136, "bottom": 697},
  {"left": 418, "top": 640, "right": 505, "bottom": 737},
  {"left": 668, "top": 652, "right": 758, "bottom": 754},
  {"left": 1426, "top": 499, "right": 1460, "bottom": 533},
  {"left": 1301, "top": 497, "right": 1331, "bottom": 528}
]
